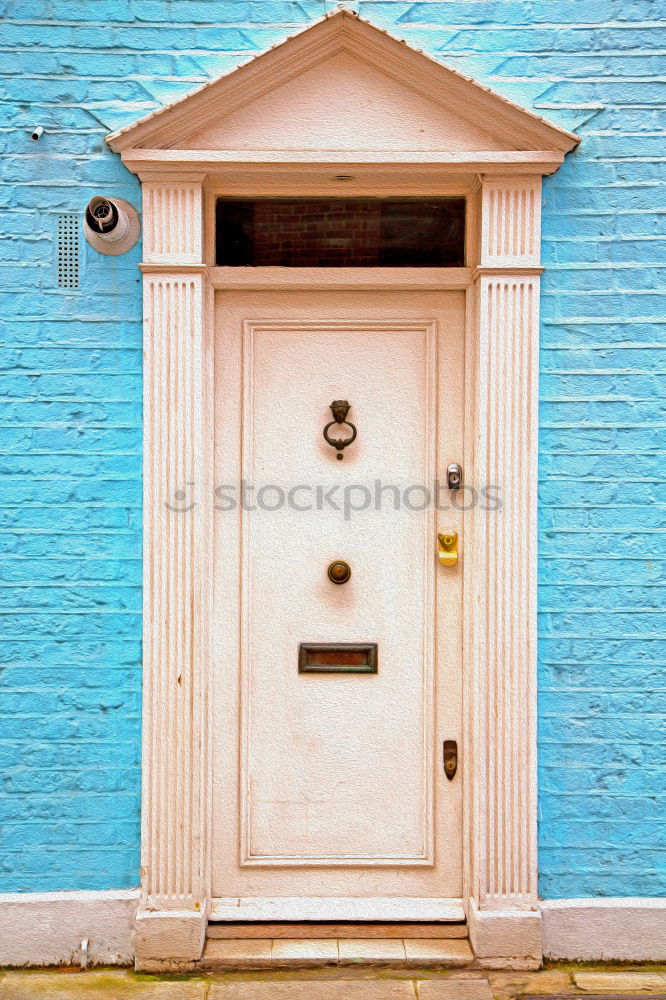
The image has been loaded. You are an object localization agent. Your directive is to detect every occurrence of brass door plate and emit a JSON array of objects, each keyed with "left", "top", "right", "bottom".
[{"left": 299, "top": 642, "right": 378, "bottom": 674}]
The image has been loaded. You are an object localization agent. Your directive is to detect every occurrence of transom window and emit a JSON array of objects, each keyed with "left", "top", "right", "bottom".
[{"left": 216, "top": 198, "right": 465, "bottom": 267}]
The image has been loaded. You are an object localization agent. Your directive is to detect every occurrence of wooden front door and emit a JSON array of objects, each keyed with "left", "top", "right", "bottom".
[{"left": 212, "top": 288, "right": 464, "bottom": 920}]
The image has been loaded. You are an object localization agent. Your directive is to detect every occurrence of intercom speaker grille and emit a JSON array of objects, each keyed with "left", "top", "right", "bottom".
[{"left": 57, "top": 213, "right": 80, "bottom": 289}]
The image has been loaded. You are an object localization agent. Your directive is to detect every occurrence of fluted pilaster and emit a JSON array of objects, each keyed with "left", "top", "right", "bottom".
[
  {"left": 465, "top": 175, "right": 542, "bottom": 964},
  {"left": 136, "top": 180, "right": 212, "bottom": 966},
  {"left": 142, "top": 181, "right": 203, "bottom": 264},
  {"left": 480, "top": 175, "right": 541, "bottom": 267}
]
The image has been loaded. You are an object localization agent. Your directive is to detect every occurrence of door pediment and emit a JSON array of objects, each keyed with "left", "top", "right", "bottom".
[
  {"left": 180, "top": 50, "right": 506, "bottom": 154},
  {"left": 107, "top": 8, "right": 578, "bottom": 161}
]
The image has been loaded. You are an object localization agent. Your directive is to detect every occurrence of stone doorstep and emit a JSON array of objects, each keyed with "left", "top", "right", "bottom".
[
  {"left": 200, "top": 936, "right": 474, "bottom": 970},
  {"left": 206, "top": 921, "right": 469, "bottom": 939}
]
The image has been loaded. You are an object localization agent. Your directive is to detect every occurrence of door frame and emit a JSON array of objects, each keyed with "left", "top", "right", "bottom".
[
  {"left": 130, "top": 166, "right": 545, "bottom": 969},
  {"left": 105, "top": 7, "right": 580, "bottom": 970}
]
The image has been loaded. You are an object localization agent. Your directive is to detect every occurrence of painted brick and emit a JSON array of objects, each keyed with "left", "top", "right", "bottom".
[{"left": 0, "top": 0, "right": 664, "bottom": 902}]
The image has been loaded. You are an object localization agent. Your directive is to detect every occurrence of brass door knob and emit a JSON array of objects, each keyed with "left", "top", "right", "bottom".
[{"left": 327, "top": 560, "right": 352, "bottom": 585}]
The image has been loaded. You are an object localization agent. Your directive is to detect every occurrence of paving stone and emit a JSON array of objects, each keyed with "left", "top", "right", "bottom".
[
  {"left": 201, "top": 938, "right": 272, "bottom": 969},
  {"left": 404, "top": 938, "right": 473, "bottom": 966},
  {"left": 208, "top": 980, "right": 417, "bottom": 999},
  {"left": 271, "top": 938, "right": 338, "bottom": 966},
  {"left": 418, "top": 976, "right": 494, "bottom": 1000},
  {"left": 573, "top": 972, "right": 666, "bottom": 992},
  {"left": 0, "top": 971, "right": 207, "bottom": 999},
  {"left": 338, "top": 938, "right": 406, "bottom": 965},
  {"left": 488, "top": 970, "right": 572, "bottom": 999}
]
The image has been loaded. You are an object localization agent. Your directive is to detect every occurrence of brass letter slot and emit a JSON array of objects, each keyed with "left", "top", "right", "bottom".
[{"left": 299, "top": 643, "right": 378, "bottom": 674}]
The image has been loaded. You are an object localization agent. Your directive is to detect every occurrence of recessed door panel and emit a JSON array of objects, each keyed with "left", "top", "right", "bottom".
[{"left": 213, "top": 289, "right": 463, "bottom": 906}]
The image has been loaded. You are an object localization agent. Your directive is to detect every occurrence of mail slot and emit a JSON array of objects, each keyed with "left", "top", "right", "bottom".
[{"left": 299, "top": 642, "right": 378, "bottom": 674}]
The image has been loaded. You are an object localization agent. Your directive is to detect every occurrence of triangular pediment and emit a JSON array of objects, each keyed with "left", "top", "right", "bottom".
[
  {"left": 181, "top": 50, "right": 505, "bottom": 154},
  {"left": 107, "top": 8, "right": 578, "bottom": 156}
]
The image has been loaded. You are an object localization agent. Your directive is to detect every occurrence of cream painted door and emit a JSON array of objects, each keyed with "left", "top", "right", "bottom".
[{"left": 212, "top": 289, "right": 464, "bottom": 920}]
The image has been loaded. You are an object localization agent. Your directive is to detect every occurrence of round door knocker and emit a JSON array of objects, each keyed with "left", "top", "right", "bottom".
[{"left": 323, "top": 400, "right": 357, "bottom": 460}]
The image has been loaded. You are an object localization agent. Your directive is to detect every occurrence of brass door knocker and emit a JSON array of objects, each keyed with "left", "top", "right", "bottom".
[{"left": 323, "top": 400, "right": 357, "bottom": 460}]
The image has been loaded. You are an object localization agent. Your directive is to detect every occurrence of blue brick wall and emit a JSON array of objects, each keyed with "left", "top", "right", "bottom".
[{"left": 0, "top": 0, "right": 663, "bottom": 897}]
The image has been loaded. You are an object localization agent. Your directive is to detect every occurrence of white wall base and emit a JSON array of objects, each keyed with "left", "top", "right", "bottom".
[
  {"left": 0, "top": 889, "right": 139, "bottom": 967},
  {"left": 542, "top": 898, "right": 666, "bottom": 962},
  {"left": 1, "top": 891, "right": 665, "bottom": 966}
]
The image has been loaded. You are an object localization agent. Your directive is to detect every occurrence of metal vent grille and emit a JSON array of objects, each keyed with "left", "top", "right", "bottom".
[{"left": 57, "top": 213, "right": 79, "bottom": 288}]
